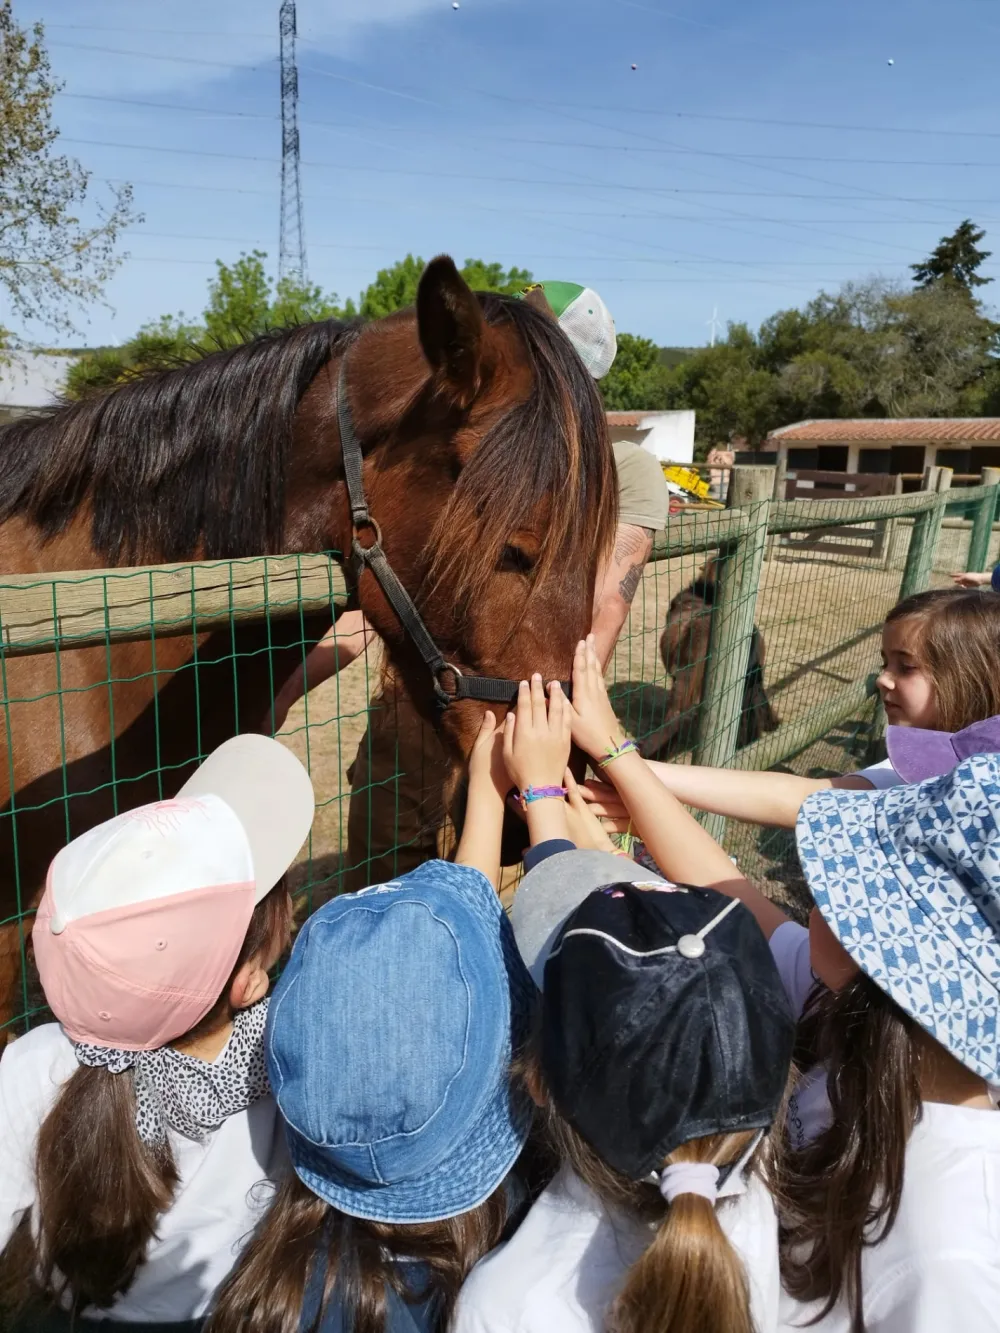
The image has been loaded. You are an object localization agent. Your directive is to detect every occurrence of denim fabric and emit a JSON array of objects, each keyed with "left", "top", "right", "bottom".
[
  {"left": 267, "top": 861, "right": 534, "bottom": 1223},
  {"left": 992, "top": 563, "right": 1000, "bottom": 594},
  {"left": 299, "top": 1259, "right": 439, "bottom": 1333}
]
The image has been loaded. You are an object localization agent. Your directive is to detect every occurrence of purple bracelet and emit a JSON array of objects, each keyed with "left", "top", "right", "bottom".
[{"left": 520, "top": 784, "right": 568, "bottom": 809}]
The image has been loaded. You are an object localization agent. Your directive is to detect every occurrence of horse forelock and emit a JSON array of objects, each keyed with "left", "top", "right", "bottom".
[
  {"left": 426, "top": 294, "right": 618, "bottom": 614},
  {"left": 0, "top": 320, "right": 361, "bottom": 564}
]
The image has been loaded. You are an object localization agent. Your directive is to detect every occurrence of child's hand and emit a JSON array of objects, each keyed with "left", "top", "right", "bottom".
[
  {"left": 951, "top": 570, "right": 993, "bottom": 588},
  {"left": 564, "top": 769, "right": 619, "bottom": 853},
  {"left": 503, "top": 675, "right": 572, "bottom": 792},
  {"left": 574, "top": 778, "right": 633, "bottom": 834},
  {"left": 569, "top": 635, "right": 628, "bottom": 762},
  {"left": 468, "top": 710, "right": 507, "bottom": 802}
]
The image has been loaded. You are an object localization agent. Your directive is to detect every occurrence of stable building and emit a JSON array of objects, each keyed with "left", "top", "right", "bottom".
[
  {"left": 606, "top": 409, "right": 696, "bottom": 464},
  {"left": 766, "top": 419, "right": 1000, "bottom": 490}
]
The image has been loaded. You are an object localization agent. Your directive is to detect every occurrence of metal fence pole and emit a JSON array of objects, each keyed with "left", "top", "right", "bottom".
[
  {"left": 692, "top": 466, "right": 774, "bottom": 840},
  {"left": 967, "top": 469, "right": 1000, "bottom": 573}
]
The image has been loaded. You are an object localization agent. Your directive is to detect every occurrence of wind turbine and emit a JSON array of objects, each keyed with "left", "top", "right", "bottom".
[{"left": 707, "top": 306, "right": 721, "bottom": 348}]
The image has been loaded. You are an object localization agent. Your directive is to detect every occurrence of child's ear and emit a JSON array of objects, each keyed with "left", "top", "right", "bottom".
[{"left": 229, "top": 958, "right": 271, "bottom": 1011}]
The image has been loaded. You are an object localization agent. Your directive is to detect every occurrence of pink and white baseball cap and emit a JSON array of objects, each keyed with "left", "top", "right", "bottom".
[{"left": 33, "top": 735, "right": 314, "bottom": 1051}]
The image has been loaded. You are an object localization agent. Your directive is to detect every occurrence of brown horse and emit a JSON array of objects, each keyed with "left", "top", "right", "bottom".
[
  {"left": 641, "top": 555, "right": 778, "bottom": 761},
  {"left": 0, "top": 257, "right": 617, "bottom": 1034}
]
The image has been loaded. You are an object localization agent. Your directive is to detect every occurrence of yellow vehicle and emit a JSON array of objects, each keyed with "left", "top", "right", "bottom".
[{"left": 662, "top": 464, "right": 724, "bottom": 507}]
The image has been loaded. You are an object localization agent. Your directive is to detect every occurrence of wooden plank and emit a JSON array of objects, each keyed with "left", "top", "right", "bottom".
[
  {"left": 771, "top": 490, "right": 938, "bottom": 533},
  {"left": 649, "top": 510, "right": 749, "bottom": 561},
  {"left": 0, "top": 555, "right": 348, "bottom": 657},
  {"left": 730, "top": 677, "right": 878, "bottom": 773},
  {"left": 692, "top": 466, "right": 774, "bottom": 840}
]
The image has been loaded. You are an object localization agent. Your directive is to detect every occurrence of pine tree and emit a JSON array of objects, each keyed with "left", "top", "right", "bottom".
[{"left": 911, "top": 220, "right": 992, "bottom": 290}]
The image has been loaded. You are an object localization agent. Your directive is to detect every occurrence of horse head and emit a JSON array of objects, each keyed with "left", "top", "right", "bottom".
[{"left": 292, "top": 256, "right": 619, "bottom": 756}]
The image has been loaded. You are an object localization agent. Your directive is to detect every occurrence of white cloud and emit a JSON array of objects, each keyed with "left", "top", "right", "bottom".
[{"left": 24, "top": 0, "right": 492, "bottom": 96}]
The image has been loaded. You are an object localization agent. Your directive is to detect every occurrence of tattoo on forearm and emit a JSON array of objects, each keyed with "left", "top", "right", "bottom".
[
  {"left": 619, "top": 562, "right": 643, "bottom": 605},
  {"left": 613, "top": 526, "right": 647, "bottom": 564}
]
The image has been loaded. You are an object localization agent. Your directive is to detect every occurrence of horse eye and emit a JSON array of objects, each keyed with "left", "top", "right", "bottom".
[{"left": 499, "top": 544, "right": 535, "bottom": 574}]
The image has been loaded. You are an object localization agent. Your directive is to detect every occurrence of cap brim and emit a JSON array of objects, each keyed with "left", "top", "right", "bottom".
[
  {"left": 885, "top": 725, "right": 957, "bottom": 784},
  {"left": 795, "top": 781, "right": 1000, "bottom": 1082},
  {"left": 511, "top": 850, "right": 667, "bottom": 987},
  {"left": 179, "top": 736, "right": 315, "bottom": 901}
]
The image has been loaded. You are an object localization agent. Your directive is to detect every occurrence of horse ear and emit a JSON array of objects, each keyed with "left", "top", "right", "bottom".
[
  {"left": 522, "top": 284, "right": 556, "bottom": 318},
  {"left": 417, "top": 256, "right": 486, "bottom": 408}
]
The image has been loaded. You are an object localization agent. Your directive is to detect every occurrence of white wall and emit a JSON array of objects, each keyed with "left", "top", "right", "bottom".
[{"left": 636, "top": 410, "right": 696, "bottom": 464}]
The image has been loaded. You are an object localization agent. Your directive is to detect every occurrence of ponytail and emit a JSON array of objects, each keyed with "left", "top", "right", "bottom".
[
  {"left": 0, "top": 883, "right": 291, "bottom": 1319},
  {"left": 521, "top": 1043, "right": 759, "bottom": 1333},
  {"left": 611, "top": 1136, "right": 756, "bottom": 1333}
]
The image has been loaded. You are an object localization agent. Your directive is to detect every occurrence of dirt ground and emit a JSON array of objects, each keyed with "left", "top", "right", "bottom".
[{"left": 275, "top": 540, "right": 948, "bottom": 916}]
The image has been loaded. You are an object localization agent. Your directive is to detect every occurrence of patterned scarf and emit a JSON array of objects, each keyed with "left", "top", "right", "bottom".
[{"left": 73, "top": 998, "right": 271, "bottom": 1145}]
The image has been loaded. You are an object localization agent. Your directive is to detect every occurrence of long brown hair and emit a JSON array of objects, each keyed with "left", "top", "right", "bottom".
[
  {"left": 773, "top": 974, "right": 922, "bottom": 1333},
  {"left": 207, "top": 1170, "right": 509, "bottom": 1333},
  {"left": 886, "top": 588, "right": 1000, "bottom": 730},
  {"left": 526, "top": 1050, "right": 759, "bottom": 1333},
  {"left": 0, "top": 885, "right": 291, "bottom": 1319}
]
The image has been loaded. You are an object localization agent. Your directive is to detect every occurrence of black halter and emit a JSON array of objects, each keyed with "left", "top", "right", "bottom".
[{"left": 336, "top": 355, "right": 564, "bottom": 710}]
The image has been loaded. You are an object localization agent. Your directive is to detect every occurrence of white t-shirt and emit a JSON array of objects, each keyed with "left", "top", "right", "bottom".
[
  {"left": 0, "top": 1022, "right": 286, "bottom": 1322},
  {"left": 851, "top": 758, "right": 902, "bottom": 789},
  {"left": 453, "top": 1161, "right": 781, "bottom": 1333},
  {"left": 769, "top": 922, "right": 831, "bottom": 1150},
  {"left": 779, "top": 1102, "right": 1000, "bottom": 1333}
]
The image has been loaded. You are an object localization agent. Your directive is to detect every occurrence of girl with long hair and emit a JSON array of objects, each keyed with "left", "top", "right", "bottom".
[
  {"left": 566, "top": 635, "right": 1000, "bottom": 1332},
  {"left": 209, "top": 701, "right": 559, "bottom": 1333},
  {"left": 0, "top": 736, "right": 314, "bottom": 1330},
  {"left": 580, "top": 586, "right": 1000, "bottom": 831}
]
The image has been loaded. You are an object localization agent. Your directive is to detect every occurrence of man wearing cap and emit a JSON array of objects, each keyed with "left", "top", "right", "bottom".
[{"left": 269, "top": 281, "right": 667, "bottom": 890}]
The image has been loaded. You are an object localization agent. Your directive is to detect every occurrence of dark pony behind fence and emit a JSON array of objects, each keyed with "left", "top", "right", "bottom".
[
  {"left": 0, "top": 257, "right": 617, "bottom": 1035},
  {"left": 641, "top": 555, "right": 778, "bottom": 761}
]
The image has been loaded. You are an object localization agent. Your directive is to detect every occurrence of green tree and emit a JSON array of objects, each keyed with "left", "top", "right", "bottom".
[
  {"left": 66, "top": 252, "right": 344, "bottom": 396},
  {"left": 911, "top": 220, "right": 992, "bottom": 291},
  {"left": 599, "top": 332, "right": 673, "bottom": 410},
  {"left": 0, "top": 2, "right": 136, "bottom": 346},
  {"left": 355, "top": 254, "right": 533, "bottom": 319}
]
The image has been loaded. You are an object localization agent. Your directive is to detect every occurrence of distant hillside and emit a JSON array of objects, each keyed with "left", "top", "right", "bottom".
[{"left": 658, "top": 346, "right": 697, "bottom": 370}]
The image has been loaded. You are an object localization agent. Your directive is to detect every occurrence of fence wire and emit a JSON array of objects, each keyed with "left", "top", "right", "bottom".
[{"left": 1, "top": 482, "right": 997, "bottom": 1035}]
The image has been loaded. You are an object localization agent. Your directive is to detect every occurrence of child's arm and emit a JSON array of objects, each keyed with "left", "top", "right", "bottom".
[
  {"left": 266, "top": 610, "right": 375, "bottom": 732},
  {"left": 569, "top": 636, "right": 790, "bottom": 939},
  {"left": 502, "top": 675, "right": 573, "bottom": 848},
  {"left": 455, "top": 711, "right": 507, "bottom": 889},
  {"left": 638, "top": 761, "right": 874, "bottom": 829}
]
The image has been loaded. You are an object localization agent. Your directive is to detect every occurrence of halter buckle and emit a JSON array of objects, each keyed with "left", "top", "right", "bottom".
[{"left": 433, "top": 662, "right": 464, "bottom": 709}]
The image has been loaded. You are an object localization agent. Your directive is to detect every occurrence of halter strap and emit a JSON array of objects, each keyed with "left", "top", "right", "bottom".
[{"left": 335, "top": 355, "right": 567, "bottom": 709}]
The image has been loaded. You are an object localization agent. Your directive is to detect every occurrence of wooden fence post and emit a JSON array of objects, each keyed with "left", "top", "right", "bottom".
[
  {"left": 692, "top": 466, "right": 774, "bottom": 840},
  {"left": 899, "top": 468, "right": 952, "bottom": 601},
  {"left": 967, "top": 468, "right": 1000, "bottom": 573}
]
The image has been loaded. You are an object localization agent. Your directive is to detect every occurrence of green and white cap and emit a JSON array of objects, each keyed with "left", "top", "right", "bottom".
[{"left": 517, "top": 281, "right": 617, "bottom": 380}]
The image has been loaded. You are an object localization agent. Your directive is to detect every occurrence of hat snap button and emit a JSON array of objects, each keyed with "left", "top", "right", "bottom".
[
  {"left": 98, "top": 1010, "right": 111, "bottom": 1021},
  {"left": 677, "top": 934, "right": 705, "bottom": 959},
  {"left": 154, "top": 939, "right": 167, "bottom": 950}
]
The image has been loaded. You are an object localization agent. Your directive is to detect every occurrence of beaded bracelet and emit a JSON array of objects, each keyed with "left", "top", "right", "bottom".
[
  {"left": 520, "top": 784, "right": 568, "bottom": 809},
  {"left": 598, "top": 739, "right": 638, "bottom": 769}
]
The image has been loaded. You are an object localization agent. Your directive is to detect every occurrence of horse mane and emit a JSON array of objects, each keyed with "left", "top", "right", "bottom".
[
  {"left": 428, "top": 294, "right": 618, "bottom": 612},
  {"left": 0, "top": 321, "right": 359, "bottom": 564}
]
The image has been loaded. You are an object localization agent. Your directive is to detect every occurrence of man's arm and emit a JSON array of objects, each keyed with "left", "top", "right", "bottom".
[
  {"left": 266, "top": 609, "right": 375, "bottom": 732},
  {"left": 591, "top": 523, "right": 654, "bottom": 668}
]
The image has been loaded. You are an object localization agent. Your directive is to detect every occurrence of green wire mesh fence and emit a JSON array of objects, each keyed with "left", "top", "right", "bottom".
[{"left": 1, "top": 474, "right": 998, "bottom": 1035}]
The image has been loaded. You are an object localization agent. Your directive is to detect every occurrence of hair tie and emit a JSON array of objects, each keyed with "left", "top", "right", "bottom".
[
  {"left": 598, "top": 739, "right": 638, "bottom": 769},
  {"left": 658, "top": 1161, "right": 720, "bottom": 1205}
]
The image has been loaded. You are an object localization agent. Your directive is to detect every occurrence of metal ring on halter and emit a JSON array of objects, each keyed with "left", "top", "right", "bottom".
[
  {"left": 352, "top": 515, "right": 383, "bottom": 554},
  {"left": 434, "top": 662, "right": 464, "bottom": 708}
]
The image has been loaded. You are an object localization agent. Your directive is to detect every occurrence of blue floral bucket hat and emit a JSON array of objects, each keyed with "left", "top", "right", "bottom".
[{"left": 796, "top": 753, "right": 1000, "bottom": 1082}]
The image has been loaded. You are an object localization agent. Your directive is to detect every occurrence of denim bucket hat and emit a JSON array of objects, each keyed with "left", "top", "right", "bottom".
[
  {"left": 266, "top": 860, "right": 534, "bottom": 1223},
  {"left": 796, "top": 753, "right": 1000, "bottom": 1082}
]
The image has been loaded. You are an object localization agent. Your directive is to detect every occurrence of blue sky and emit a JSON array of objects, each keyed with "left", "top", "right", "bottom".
[{"left": 11, "top": 0, "right": 1000, "bottom": 348}]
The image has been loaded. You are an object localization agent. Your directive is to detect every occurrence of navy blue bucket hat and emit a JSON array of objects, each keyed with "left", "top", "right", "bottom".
[{"left": 266, "top": 861, "right": 534, "bottom": 1224}]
